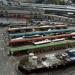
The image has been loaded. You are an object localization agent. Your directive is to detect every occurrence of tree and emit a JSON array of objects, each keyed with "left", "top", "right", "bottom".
[{"left": 52, "top": 0, "right": 61, "bottom": 4}]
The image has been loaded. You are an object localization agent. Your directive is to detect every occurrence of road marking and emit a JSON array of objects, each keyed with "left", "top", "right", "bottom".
[{"left": 0, "top": 48, "right": 4, "bottom": 51}]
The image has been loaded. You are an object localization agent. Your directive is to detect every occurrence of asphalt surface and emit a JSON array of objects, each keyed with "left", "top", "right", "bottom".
[
  {"left": 0, "top": 27, "right": 19, "bottom": 75},
  {"left": 0, "top": 27, "right": 75, "bottom": 75}
]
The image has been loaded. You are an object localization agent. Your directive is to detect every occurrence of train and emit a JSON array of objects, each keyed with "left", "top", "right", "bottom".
[
  {"left": 0, "top": 11, "right": 30, "bottom": 19},
  {"left": 8, "top": 39, "right": 75, "bottom": 56},
  {"left": 9, "top": 33, "right": 75, "bottom": 46},
  {"left": 7, "top": 24, "right": 67, "bottom": 34},
  {"left": 45, "top": 14, "right": 75, "bottom": 24},
  {"left": 9, "top": 29, "right": 75, "bottom": 39}
]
